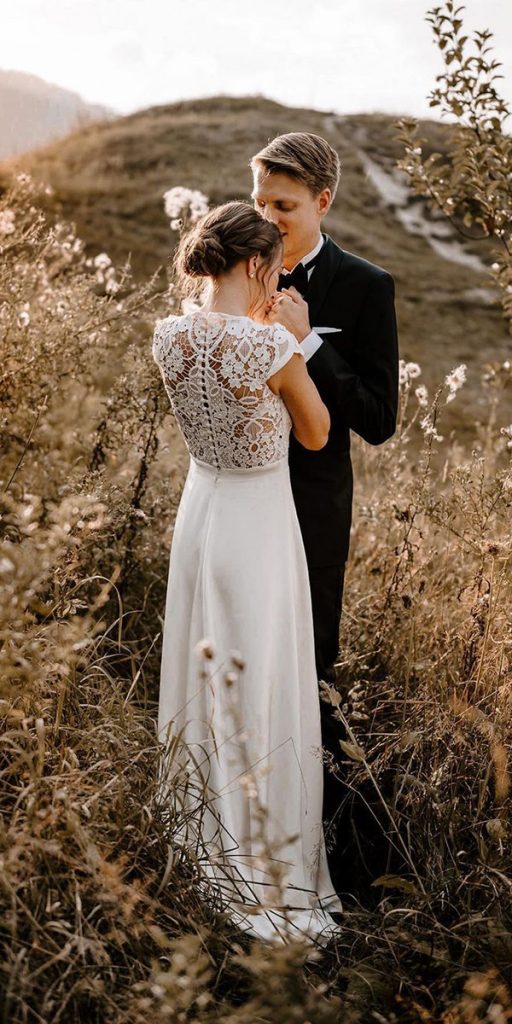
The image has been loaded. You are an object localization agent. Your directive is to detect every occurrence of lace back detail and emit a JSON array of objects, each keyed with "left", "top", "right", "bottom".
[{"left": 153, "top": 312, "right": 303, "bottom": 469}]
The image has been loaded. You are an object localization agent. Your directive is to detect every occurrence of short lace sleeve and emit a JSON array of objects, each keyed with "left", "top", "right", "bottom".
[
  {"left": 152, "top": 316, "right": 176, "bottom": 364},
  {"left": 264, "top": 323, "right": 304, "bottom": 380}
]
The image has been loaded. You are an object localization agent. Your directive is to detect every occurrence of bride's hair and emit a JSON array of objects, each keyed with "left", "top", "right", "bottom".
[{"left": 174, "top": 201, "right": 282, "bottom": 289}]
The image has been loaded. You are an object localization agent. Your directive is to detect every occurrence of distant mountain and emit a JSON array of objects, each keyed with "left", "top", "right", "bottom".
[
  {"left": 1, "top": 93, "right": 508, "bottom": 429},
  {"left": 0, "top": 69, "right": 115, "bottom": 159}
]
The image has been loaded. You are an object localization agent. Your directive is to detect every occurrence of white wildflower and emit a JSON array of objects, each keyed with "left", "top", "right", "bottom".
[
  {"left": 406, "top": 362, "right": 421, "bottom": 379},
  {"left": 94, "top": 253, "right": 112, "bottom": 269},
  {"left": 0, "top": 209, "right": 16, "bottom": 236},
  {"left": 195, "top": 637, "right": 215, "bottom": 660},
  {"left": 501, "top": 425, "right": 512, "bottom": 450},
  {"left": 445, "top": 363, "right": 467, "bottom": 403},
  {"left": 415, "top": 384, "right": 429, "bottom": 407},
  {"left": 17, "top": 303, "right": 30, "bottom": 328},
  {"left": 170, "top": 218, "right": 182, "bottom": 231},
  {"left": 240, "top": 773, "right": 258, "bottom": 799},
  {"left": 399, "top": 360, "right": 422, "bottom": 386},
  {"left": 491, "top": 262, "right": 500, "bottom": 271},
  {"left": 420, "top": 413, "right": 444, "bottom": 442},
  {"left": 163, "top": 186, "right": 209, "bottom": 225},
  {"left": 230, "top": 649, "right": 245, "bottom": 670}
]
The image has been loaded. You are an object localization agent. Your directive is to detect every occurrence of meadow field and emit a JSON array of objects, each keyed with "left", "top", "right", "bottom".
[{"left": 1, "top": 21, "right": 511, "bottom": 1019}]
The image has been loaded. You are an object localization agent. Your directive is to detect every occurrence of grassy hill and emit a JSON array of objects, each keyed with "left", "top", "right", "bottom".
[{"left": 1, "top": 94, "right": 509, "bottom": 432}]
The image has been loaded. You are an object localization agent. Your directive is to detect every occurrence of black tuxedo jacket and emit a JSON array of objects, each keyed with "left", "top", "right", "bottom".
[{"left": 288, "top": 233, "right": 399, "bottom": 568}]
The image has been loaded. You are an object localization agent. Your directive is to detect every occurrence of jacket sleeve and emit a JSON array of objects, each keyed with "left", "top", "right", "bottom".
[{"left": 307, "top": 271, "right": 399, "bottom": 445}]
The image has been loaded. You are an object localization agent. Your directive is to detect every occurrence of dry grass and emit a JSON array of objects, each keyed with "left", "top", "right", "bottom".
[{"left": 1, "top": 150, "right": 511, "bottom": 1022}]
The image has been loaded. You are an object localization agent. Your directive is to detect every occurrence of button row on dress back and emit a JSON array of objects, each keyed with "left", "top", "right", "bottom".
[{"left": 199, "top": 339, "right": 221, "bottom": 470}]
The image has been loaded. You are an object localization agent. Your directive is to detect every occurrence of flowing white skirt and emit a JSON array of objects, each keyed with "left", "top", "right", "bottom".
[{"left": 156, "top": 454, "right": 342, "bottom": 944}]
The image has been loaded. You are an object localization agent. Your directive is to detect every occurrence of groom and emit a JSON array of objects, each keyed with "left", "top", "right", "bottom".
[{"left": 250, "top": 132, "right": 399, "bottom": 892}]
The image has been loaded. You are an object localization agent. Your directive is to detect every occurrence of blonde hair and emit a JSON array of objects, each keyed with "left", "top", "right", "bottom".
[
  {"left": 174, "top": 201, "right": 282, "bottom": 294},
  {"left": 250, "top": 132, "right": 341, "bottom": 200}
]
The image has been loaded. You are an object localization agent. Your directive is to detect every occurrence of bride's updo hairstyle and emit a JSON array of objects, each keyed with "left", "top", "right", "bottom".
[{"left": 175, "top": 201, "right": 282, "bottom": 295}]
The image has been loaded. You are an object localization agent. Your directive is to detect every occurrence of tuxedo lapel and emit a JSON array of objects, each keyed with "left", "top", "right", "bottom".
[{"left": 306, "top": 233, "right": 344, "bottom": 323}]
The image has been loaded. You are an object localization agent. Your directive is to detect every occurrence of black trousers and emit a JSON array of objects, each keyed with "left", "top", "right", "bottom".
[
  {"left": 308, "top": 564, "right": 394, "bottom": 900},
  {"left": 308, "top": 564, "right": 348, "bottom": 889}
]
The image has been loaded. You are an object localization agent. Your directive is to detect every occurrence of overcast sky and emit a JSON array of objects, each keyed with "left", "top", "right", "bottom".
[{"left": 2, "top": 0, "right": 511, "bottom": 119}]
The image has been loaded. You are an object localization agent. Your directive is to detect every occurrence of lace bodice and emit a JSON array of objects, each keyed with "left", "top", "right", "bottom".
[{"left": 152, "top": 311, "right": 303, "bottom": 470}]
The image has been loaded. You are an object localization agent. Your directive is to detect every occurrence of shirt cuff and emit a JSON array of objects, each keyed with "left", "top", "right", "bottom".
[{"left": 301, "top": 330, "right": 324, "bottom": 362}]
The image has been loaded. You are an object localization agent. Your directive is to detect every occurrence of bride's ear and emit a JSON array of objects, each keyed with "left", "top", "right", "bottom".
[{"left": 247, "top": 255, "right": 257, "bottom": 279}]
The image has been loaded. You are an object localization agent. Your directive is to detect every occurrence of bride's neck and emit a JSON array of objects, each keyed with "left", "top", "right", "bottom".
[{"left": 200, "top": 279, "right": 249, "bottom": 317}]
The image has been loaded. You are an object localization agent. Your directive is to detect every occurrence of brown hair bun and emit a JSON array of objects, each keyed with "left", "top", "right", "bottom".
[{"left": 175, "top": 200, "right": 282, "bottom": 292}]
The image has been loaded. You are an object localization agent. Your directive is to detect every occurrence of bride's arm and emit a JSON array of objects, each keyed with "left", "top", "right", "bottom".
[{"left": 268, "top": 354, "right": 330, "bottom": 451}]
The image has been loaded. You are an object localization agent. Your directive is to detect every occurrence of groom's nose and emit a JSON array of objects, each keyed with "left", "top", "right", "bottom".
[{"left": 263, "top": 206, "right": 280, "bottom": 226}]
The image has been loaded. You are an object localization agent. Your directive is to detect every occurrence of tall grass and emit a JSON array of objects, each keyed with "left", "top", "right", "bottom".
[{"left": 1, "top": 157, "right": 511, "bottom": 1023}]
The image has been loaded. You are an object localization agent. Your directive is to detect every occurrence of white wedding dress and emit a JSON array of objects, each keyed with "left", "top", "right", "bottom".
[{"left": 152, "top": 309, "right": 342, "bottom": 944}]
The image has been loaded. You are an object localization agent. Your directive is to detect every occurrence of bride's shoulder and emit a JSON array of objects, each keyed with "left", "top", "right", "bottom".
[{"left": 152, "top": 313, "right": 187, "bottom": 361}]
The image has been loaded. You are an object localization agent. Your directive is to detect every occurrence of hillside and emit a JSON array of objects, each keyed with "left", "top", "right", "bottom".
[
  {"left": 1, "top": 94, "right": 509, "bottom": 430},
  {"left": 0, "top": 69, "right": 114, "bottom": 159}
]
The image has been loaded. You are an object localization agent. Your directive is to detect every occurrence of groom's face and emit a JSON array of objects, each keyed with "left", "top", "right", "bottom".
[{"left": 251, "top": 167, "right": 330, "bottom": 269}]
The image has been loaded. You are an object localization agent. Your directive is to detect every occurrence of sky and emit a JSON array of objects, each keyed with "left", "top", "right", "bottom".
[{"left": 1, "top": 0, "right": 511, "bottom": 120}]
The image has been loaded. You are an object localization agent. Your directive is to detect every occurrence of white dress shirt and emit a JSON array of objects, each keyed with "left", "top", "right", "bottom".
[{"left": 279, "top": 233, "right": 325, "bottom": 361}]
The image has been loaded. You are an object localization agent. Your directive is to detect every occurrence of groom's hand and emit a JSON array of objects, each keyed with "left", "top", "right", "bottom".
[{"left": 267, "top": 287, "right": 311, "bottom": 342}]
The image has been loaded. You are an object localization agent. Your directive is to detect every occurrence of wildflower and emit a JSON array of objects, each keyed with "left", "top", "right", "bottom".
[
  {"left": 399, "top": 360, "right": 422, "bottom": 386},
  {"left": 17, "top": 304, "right": 30, "bottom": 328},
  {"left": 406, "top": 362, "right": 421, "bottom": 378},
  {"left": 195, "top": 638, "right": 215, "bottom": 659},
  {"left": 415, "top": 384, "right": 429, "bottom": 407},
  {"left": 0, "top": 209, "right": 16, "bottom": 235},
  {"left": 230, "top": 649, "right": 245, "bottom": 670},
  {"left": 445, "top": 363, "right": 467, "bottom": 403},
  {"left": 500, "top": 425, "right": 512, "bottom": 449},
  {"left": 240, "top": 773, "right": 258, "bottom": 799},
  {"left": 94, "top": 253, "right": 112, "bottom": 269},
  {"left": 163, "top": 186, "right": 209, "bottom": 225},
  {"left": 420, "top": 413, "right": 444, "bottom": 442}
]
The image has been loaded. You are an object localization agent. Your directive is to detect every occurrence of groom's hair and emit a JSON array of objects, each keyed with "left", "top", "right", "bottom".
[{"left": 250, "top": 133, "right": 340, "bottom": 200}]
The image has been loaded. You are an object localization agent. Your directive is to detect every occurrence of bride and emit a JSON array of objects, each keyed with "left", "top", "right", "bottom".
[{"left": 152, "top": 200, "right": 342, "bottom": 944}]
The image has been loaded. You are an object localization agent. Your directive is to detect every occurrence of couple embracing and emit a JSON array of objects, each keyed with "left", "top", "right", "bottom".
[{"left": 153, "top": 132, "right": 399, "bottom": 944}]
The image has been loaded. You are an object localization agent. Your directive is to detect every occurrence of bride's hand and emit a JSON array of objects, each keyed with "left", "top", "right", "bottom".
[
  {"left": 267, "top": 287, "right": 312, "bottom": 342},
  {"left": 261, "top": 292, "right": 281, "bottom": 323}
]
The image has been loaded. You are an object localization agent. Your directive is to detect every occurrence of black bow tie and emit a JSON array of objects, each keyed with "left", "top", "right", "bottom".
[{"left": 278, "top": 258, "right": 318, "bottom": 296}]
